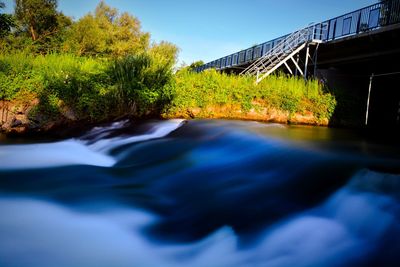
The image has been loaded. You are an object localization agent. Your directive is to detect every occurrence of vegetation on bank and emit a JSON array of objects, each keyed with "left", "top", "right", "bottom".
[
  {"left": 0, "top": 52, "right": 336, "bottom": 126},
  {"left": 0, "top": 51, "right": 175, "bottom": 122},
  {"left": 0, "top": 0, "right": 337, "bottom": 133},
  {"left": 168, "top": 69, "right": 336, "bottom": 122}
]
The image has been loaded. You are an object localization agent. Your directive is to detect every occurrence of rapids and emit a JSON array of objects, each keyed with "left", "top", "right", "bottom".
[{"left": 0, "top": 119, "right": 399, "bottom": 267}]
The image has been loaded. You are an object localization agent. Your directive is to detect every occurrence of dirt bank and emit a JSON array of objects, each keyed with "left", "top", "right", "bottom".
[{"left": 1, "top": 99, "right": 329, "bottom": 138}]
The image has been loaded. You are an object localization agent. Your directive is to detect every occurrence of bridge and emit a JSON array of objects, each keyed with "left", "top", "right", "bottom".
[{"left": 196, "top": 0, "right": 400, "bottom": 128}]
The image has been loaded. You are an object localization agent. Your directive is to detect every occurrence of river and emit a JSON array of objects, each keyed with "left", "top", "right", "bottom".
[{"left": 1, "top": 119, "right": 400, "bottom": 267}]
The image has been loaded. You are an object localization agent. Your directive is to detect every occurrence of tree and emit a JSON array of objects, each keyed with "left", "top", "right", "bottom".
[
  {"left": 188, "top": 61, "right": 204, "bottom": 71},
  {"left": 15, "top": 0, "right": 57, "bottom": 40},
  {"left": 111, "top": 12, "right": 150, "bottom": 57},
  {"left": 12, "top": 0, "right": 72, "bottom": 53},
  {"left": 14, "top": 0, "right": 70, "bottom": 43},
  {"left": 148, "top": 41, "right": 179, "bottom": 68},
  {"left": 65, "top": 1, "right": 150, "bottom": 57},
  {"left": 0, "top": 1, "right": 14, "bottom": 37},
  {"left": 64, "top": 14, "right": 105, "bottom": 55}
]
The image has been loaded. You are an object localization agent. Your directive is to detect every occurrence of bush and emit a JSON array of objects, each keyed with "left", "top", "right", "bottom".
[
  {"left": 0, "top": 51, "right": 176, "bottom": 122},
  {"left": 110, "top": 52, "right": 174, "bottom": 116}
]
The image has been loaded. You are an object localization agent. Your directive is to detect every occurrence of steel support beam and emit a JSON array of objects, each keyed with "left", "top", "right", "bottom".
[
  {"left": 256, "top": 42, "right": 307, "bottom": 83},
  {"left": 365, "top": 73, "right": 374, "bottom": 126},
  {"left": 304, "top": 44, "right": 310, "bottom": 79},
  {"left": 313, "top": 43, "right": 320, "bottom": 77},
  {"left": 284, "top": 62, "right": 293, "bottom": 75},
  {"left": 290, "top": 56, "right": 304, "bottom": 76}
]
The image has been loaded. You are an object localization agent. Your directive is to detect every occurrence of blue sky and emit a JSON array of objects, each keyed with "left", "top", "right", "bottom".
[{"left": 3, "top": 0, "right": 377, "bottom": 65}]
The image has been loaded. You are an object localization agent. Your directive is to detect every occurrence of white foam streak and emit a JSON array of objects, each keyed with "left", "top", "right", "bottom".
[
  {"left": 86, "top": 119, "right": 185, "bottom": 153},
  {"left": 0, "top": 199, "right": 160, "bottom": 267},
  {"left": 0, "top": 120, "right": 184, "bottom": 170},
  {"left": 0, "top": 198, "right": 241, "bottom": 267},
  {"left": 0, "top": 140, "right": 116, "bottom": 170}
]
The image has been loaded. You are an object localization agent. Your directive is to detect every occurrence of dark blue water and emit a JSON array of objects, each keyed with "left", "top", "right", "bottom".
[{"left": 1, "top": 120, "right": 400, "bottom": 267}]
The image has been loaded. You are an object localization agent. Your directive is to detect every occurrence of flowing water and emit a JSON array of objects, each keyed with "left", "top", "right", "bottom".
[{"left": 0, "top": 119, "right": 400, "bottom": 267}]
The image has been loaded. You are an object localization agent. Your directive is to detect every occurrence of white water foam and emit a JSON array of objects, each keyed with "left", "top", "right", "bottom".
[
  {"left": 0, "top": 120, "right": 184, "bottom": 170},
  {"left": 0, "top": 197, "right": 241, "bottom": 267},
  {"left": 247, "top": 170, "right": 398, "bottom": 267},
  {"left": 0, "top": 170, "right": 397, "bottom": 267},
  {"left": 85, "top": 119, "right": 185, "bottom": 153},
  {"left": 80, "top": 119, "right": 130, "bottom": 140},
  {"left": 0, "top": 140, "right": 117, "bottom": 170}
]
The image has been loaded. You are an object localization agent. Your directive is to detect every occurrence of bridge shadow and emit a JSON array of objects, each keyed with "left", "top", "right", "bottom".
[{"left": 317, "top": 67, "right": 400, "bottom": 130}]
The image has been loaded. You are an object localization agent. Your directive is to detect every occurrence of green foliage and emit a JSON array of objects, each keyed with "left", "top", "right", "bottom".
[
  {"left": 15, "top": 0, "right": 59, "bottom": 39},
  {"left": 0, "top": 53, "right": 41, "bottom": 100},
  {"left": 0, "top": 52, "right": 112, "bottom": 120},
  {"left": 110, "top": 54, "right": 151, "bottom": 113},
  {"left": 64, "top": 14, "right": 105, "bottom": 56},
  {"left": 0, "top": 0, "right": 180, "bottom": 124},
  {"left": 64, "top": 1, "right": 150, "bottom": 57},
  {"left": 11, "top": 0, "right": 72, "bottom": 53},
  {"left": 188, "top": 61, "right": 205, "bottom": 71},
  {"left": 166, "top": 70, "right": 336, "bottom": 122},
  {"left": 0, "top": 1, "right": 14, "bottom": 37},
  {"left": 0, "top": 48, "right": 178, "bottom": 121},
  {"left": 110, "top": 47, "right": 176, "bottom": 115}
]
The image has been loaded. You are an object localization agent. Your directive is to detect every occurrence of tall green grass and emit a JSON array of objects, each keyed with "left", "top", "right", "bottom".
[
  {"left": 110, "top": 53, "right": 174, "bottom": 115},
  {"left": 0, "top": 52, "right": 174, "bottom": 123},
  {"left": 0, "top": 52, "right": 336, "bottom": 126},
  {"left": 165, "top": 69, "right": 336, "bottom": 122},
  {"left": 0, "top": 53, "right": 114, "bottom": 121}
]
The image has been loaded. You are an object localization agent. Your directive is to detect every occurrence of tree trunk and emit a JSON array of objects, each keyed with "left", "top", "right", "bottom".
[{"left": 30, "top": 25, "right": 36, "bottom": 41}]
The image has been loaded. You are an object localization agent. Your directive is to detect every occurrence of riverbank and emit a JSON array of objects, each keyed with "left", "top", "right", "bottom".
[
  {"left": 0, "top": 53, "right": 337, "bottom": 137},
  {"left": 0, "top": 0, "right": 338, "bottom": 138},
  {"left": 0, "top": 98, "right": 328, "bottom": 138}
]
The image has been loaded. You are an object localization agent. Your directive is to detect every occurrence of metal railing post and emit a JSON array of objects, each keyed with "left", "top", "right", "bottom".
[
  {"left": 387, "top": 0, "right": 393, "bottom": 25},
  {"left": 365, "top": 73, "right": 374, "bottom": 126},
  {"left": 356, "top": 10, "right": 361, "bottom": 34},
  {"left": 304, "top": 44, "right": 310, "bottom": 80}
]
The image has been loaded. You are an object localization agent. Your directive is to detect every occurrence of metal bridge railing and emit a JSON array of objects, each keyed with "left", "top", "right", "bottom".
[
  {"left": 320, "top": 0, "right": 400, "bottom": 42},
  {"left": 196, "top": 0, "right": 400, "bottom": 73}
]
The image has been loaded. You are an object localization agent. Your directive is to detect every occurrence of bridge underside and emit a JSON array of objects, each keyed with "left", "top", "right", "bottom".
[
  {"left": 218, "top": 26, "right": 400, "bottom": 128},
  {"left": 315, "top": 24, "right": 400, "bottom": 128},
  {"left": 316, "top": 24, "right": 400, "bottom": 70}
]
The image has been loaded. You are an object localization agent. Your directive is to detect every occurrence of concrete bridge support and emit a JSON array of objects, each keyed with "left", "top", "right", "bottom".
[{"left": 312, "top": 24, "right": 400, "bottom": 128}]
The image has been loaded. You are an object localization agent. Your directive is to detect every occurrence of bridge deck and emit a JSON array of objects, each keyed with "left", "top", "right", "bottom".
[{"left": 197, "top": 0, "right": 400, "bottom": 74}]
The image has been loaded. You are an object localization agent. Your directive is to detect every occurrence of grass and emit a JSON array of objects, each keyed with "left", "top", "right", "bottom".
[
  {"left": 0, "top": 52, "right": 173, "bottom": 124},
  {"left": 164, "top": 69, "right": 336, "bottom": 123},
  {"left": 0, "top": 52, "right": 337, "bottom": 128}
]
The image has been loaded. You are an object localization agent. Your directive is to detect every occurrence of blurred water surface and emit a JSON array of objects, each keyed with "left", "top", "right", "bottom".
[{"left": 1, "top": 119, "right": 400, "bottom": 267}]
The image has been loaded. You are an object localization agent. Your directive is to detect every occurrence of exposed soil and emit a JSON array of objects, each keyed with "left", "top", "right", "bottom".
[
  {"left": 1, "top": 99, "right": 329, "bottom": 138},
  {"left": 163, "top": 104, "right": 328, "bottom": 126}
]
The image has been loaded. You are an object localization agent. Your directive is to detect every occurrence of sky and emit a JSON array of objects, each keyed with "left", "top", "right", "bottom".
[{"left": 3, "top": 0, "right": 377, "bottom": 65}]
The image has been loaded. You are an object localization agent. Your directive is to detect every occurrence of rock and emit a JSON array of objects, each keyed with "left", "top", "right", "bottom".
[
  {"left": 61, "top": 106, "right": 77, "bottom": 121},
  {"left": 11, "top": 118, "right": 23, "bottom": 128}
]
